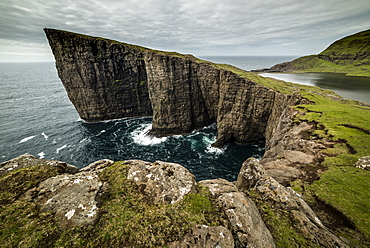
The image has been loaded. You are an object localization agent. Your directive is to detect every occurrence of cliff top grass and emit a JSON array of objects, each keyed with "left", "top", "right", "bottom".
[
  {"left": 286, "top": 55, "right": 370, "bottom": 77},
  {"left": 319, "top": 29, "right": 370, "bottom": 59},
  {"left": 294, "top": 92, "right": 370, "bottom": 238}
]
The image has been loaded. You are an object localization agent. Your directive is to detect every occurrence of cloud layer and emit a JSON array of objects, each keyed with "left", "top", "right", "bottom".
[{"left": 1, "top": 0, "right": 369, "bottom": 61}]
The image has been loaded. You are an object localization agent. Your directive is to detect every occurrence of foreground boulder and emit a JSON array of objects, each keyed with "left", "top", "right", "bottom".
[
  {"left": 200, "top": 178, "right": 276, "bottom": 247},
  {"left": 169, "top": 225, "right": 235, "bottom": 248},
  {"left": 126, "top": 160, "right": 197, "bottom": 204}
]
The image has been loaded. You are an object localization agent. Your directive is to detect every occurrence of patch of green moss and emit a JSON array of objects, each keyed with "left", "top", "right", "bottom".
[
  {"left": 0, "top": 201, "right": 60, "bottom": 248},
  {"left": 309, "top": 166, "right": 370, "bottom": 238},
  {"left": 139, "top": 80, "right": 147, "bottom": 86},
  {"left": 0, "top": 165, "right": 65, "bottom": 247},
  {"left": 92, "top": 162, "right": 225, "bottom": 247},
  {"left": 0, "top": 164, "right": 62, "bottom": 205}
]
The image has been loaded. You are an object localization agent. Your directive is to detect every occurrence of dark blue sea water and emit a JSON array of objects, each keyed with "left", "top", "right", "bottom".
[{"left": 1, "top": 56, "right": 367, "bottom": 181}]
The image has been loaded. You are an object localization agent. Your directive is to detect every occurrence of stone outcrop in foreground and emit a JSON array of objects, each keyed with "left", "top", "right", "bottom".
[
  {"left": 44, "top": 28, "right": 307, "bottom": 147},
  {"left": 0, "top": 154, "right": 350, "bottom": 247}
]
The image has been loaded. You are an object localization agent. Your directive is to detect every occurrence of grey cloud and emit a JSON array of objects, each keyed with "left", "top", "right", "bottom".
[{"left": 0, "top": 0, "right": 370, "bottom": 61}]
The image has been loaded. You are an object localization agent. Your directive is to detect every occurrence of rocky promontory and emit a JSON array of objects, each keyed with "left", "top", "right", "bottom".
[
  {"left": 44, "top": 28, "right": 307, "bottom": 147},
  {"left": 0, "top": 154, "right": 355, "bottom": 247}
]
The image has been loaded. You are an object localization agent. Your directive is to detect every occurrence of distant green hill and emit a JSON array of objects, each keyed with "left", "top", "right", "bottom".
[{"left": 256, "top": 29, "right": 370, "bottom": 77}]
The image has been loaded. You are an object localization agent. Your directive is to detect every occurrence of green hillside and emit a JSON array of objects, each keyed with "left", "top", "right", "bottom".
[{"left": 261, "top": 29, "right": 370, "bottom": 77}]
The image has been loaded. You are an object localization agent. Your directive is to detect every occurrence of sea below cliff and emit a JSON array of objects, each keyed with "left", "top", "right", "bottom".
[{"left": 1, "top": 56, "right": 368, "bottom": 181}]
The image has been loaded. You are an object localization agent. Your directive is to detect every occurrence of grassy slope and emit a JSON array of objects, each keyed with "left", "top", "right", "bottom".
[
  {"left": 288, "top": 55, "right": 370, "bottom": 77},
  {"left": 283, "top": 29, "right": 370, "bottom": 77}
]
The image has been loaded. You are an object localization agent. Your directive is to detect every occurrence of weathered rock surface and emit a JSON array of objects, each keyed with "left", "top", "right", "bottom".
[
  {"left": 80, "top": 158, "right": 114, "bottom": 173},
  {"left": 169, "top": 225, "right": 235, "bottom": 248},
  {"left": 200, "top": 179, "right": 276, "bottom": 248},
  {"left": 236, "top": 157, "right": 267, "bottom": 191},
  {"left": 260, "top": 108, "right": 327, "bottom": 185},
  {"left": 255, "top": 176, "right": 349, "bottom": 247},
  {"left": 31, "top": 172, "right": 105, "bottom": 229},
  {"left": 354, "top": 156, "right": 370, "bottom": 170},
  {"left": 126, "top": 160, "right": 197, "bottom": 204},
  {"left": 44, "top": 28, "right": 307, "bottom": 147},
  {"left": 236, "top": 158, "right": 349, "bottom": 248}
]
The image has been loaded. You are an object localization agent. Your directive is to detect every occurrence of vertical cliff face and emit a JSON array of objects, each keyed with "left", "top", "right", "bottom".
[
  {"left": 45, "top": 29, "right": 152, "bottom": 122},
  {"left": 144, "top": 52, "right": 214, "bottom": 136},
  {"left": 45, "top": 28, "right": 305, "bottom": 146}
]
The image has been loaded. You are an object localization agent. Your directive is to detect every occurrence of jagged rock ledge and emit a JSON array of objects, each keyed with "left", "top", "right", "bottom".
[{"left": 0, "top": 154, "right": 351, "bottom": 247}]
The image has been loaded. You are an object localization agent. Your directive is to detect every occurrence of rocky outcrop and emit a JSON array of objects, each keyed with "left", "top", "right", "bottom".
[
  {"left": 236, "top": 158, "right": 349, "bottom": 248},
  {"left": 0, "top": 154, "right": 351, "bottom": 247},
  {"left": 30, "top": 171, "right": 105, "bottom": 229},
  {"left": 354, "top": 156, "right": 370, "bottom": 170},
  {"left": 168, "top": 225, "right": 235, "bottom": 248},
  {"left": 259, "top": 108, "right": 327, "bottom": 184},
  {"left": 200, "top": 178, "right": 276, "bottom": 247},
  {"left": 126, "top": 160, "right": 197, "bottom": 204},
  {"left": 44, "top": 28, "right": 307, "bottom": 146}
]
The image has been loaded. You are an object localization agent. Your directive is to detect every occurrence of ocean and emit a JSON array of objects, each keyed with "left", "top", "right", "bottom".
[{"left": 1, "top": 56, "right": 366, "bottom": 181}]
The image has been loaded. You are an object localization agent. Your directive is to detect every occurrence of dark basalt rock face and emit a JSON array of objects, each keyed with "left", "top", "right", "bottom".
[
  {"left": 44, "top": 28, "right": 306, "bottom": 146},
  {"left": 44, "top": 29, "right": 152, "bottom": 122}
]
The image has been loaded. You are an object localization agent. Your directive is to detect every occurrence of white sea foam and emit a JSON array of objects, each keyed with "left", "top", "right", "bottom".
[
  {"left": 131, "top": 124, "right": 167, "bottom": 146},
  {"left": 19, "top": 135, "right": 36, "bottom": 143},
  {"left": 79, "top": 138, "right": 90, "bottom": 143},
  {"left": 97, "top": 130, "right": 106, "bottom": 136},
  {"left": 41, "top": 132, "right": 48, "bottom": 140},
  {"left": 38, "top": 152, "right": 45, "bottom": 159},
  {"left": 205, "top": 145, "right": 225, "bottom": 155},
  {"left": 56, "top": 145, "right": 67, "bottom": 153}
]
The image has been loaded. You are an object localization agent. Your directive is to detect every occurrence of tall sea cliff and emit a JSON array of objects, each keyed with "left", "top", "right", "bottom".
[{"left": 44, "top": 28, "right": 307, "bottom": 148}]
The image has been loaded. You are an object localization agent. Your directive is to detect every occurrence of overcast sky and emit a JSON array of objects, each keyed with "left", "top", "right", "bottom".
[{"left": 1, "top": 0, "right": 369, "bottom": 62}]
